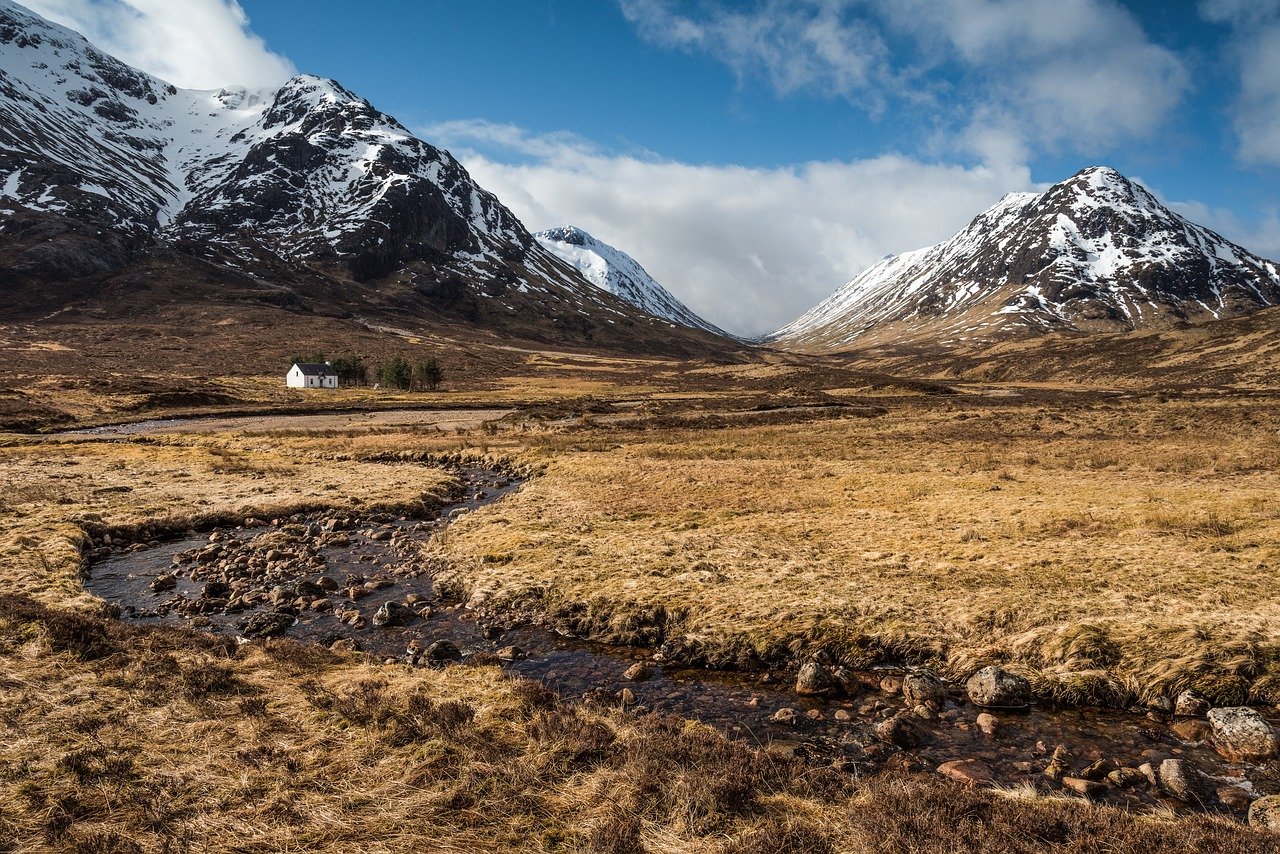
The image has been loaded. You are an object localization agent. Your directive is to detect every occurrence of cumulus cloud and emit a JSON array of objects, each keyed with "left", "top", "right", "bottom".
[
  {"left": 428, "top": 120, "right": 1034, "bottom": 337},
  {"left": 1200, "top": 0, "right": 1280, "bottom": 166},
  {"left": 20, "top": 0, "right": 294, "bottom": 89},
  {"left": 620, "top": 0, "right": 1188, "bottom": 161}
]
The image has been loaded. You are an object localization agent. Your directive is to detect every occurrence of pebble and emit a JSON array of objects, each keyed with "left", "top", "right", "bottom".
[
  {"left": 937, "top": 759, "right": 993, "bottom": 788},
  {"left": 1062, "top": 777, "right": 1105, "bottom": 799},
  {"left": 975, "top": 712, "right": 999, "bottom": 736}
]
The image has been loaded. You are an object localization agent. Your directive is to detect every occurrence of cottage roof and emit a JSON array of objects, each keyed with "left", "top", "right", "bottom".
[{"left": 292, "top": 362, "right": 337, "bottom": 377}]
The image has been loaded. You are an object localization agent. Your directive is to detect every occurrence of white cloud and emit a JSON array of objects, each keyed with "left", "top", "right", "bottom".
[
  {"left": 20, "top": 0, "right": 294, "bottom": 89},
  {"left": 1200, "top": 1, "right": 1280, "bottom": 166},
  {"left": 428, "top": 120, "right": 1033, "bottom": 337},
  {"left": 620, "top": 0, "right": 1189, "bottom": 161}
]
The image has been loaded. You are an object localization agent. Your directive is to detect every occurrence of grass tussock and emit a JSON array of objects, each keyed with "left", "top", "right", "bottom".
[{"left": 0, "top": 596, "right": 1273, "bottom": 853}]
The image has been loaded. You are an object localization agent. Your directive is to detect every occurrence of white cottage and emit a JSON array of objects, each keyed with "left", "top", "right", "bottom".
[{"left": 286, "top": 362, "right": 339, "bottom": 389}]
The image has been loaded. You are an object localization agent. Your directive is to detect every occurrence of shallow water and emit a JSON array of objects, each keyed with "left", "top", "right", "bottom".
[{"left": 85, "top": 466, "right": 1279, "bottom": 818}]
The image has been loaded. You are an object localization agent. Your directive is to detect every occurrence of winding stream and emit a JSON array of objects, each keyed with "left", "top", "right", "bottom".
[{"left": 85, "top": 465, "right": 1280, "bottom": 820}]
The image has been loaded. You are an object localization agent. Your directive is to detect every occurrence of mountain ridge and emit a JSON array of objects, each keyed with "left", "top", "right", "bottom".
[
  {"left": 534, "top": 225, "right": 730, "bottom": 337},
  {"left": 772, "top": 166, "right": 1280, "bottom": 350},
  {"left": 0, "top": 0, "right": 733, "bottom": 356}
]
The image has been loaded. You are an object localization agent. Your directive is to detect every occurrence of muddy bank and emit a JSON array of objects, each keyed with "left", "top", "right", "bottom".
[{"left": 85, "top": 465, "right": 1280, "bottom": 824}]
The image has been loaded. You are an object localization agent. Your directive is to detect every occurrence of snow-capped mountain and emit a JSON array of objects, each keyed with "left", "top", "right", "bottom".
[
  {"left": 0, "top": 0, "right": 728, "bottom": 352},
  {"left": 773, "top": 167, "right": 1280, "bottom": 350},
  {"left": 534, "top": 226, "right": 728, "bottom": 336}
]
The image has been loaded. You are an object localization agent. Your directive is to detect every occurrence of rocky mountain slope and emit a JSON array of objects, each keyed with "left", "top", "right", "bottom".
[
  {"left": 773, "top": 167, "right": 1280, "bottom": 350},
  {"left": 0, "top": 0, "right": 729, "bottom": 354},
  {"left": 534, "top": 226, "right": 728, "bottom": 336}
]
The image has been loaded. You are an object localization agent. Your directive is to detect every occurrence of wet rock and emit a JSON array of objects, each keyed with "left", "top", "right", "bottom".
[
  {"left": 1218, "top": 786, "right": 1252, "bottom": 813},
  {"left": 1147, "top": 696, "right": 1174, "bottom": 714},
  {"left": 772, "top": 707, "right": 798, "bottom": 725},
  {"left": 1107, "top": 767, "right": 1148, "bottom": 788},
  {"left": 875, "top": 713, "right": 921, "bottom": 748},
  {"left": 480, "top": 624, "right": 504, "bottom": 640},
  {"left": 902, "top": 670, "right": 947, "bottom": 707},
  {"left": 1174, "top": 689, "right": 1211, "bottom": 717},
  {"left": 1043, "top": 745, "right": 1072, "bottom": 780},
  {"left": 975, "top": 712, "right": 999, "bottom": 736},
  {"left": 149, "top": 573, "right": 177, "bottom": 592},
  {"left": 937, "top": 759, "right": 993, "bottom": 788},
  {"left": 965, "top": 666, "right": 1031, "bottom": 709},
  {"left": 372, "top": 601, "right": 413, "bottom": 628},
  {"left": 1248, "top": 795, "right": 1280, "bottom": 830},
  {"left": 201, "top": 581, "right": 231, "bottom": 599},
  {"left": 912, "top": 704, "right": 935, "bottom": 720},
  {"left": 805, "top": 709, "right": 824, "bottom": 721},
  {"left": 624, "top": 663, "right": 653, "bottom": 682},
  {"left": 1206, "top": 707, "right": 1279, "bottom": 762},
  {"left": 1062, "top": 777, "right": 1105, "bottom": 799},
  {"left": 1171, "top": 719, "right": 1212, "bottom": 743},
  {"left": 295, "top": 579, "right": 325, "bottom": 598},
  {"left": 239, "top": 611, "right": 294, "bottom": 639},
  {"left": 832, "top": 666, "right": 860, "bottom": 695},
  {"left": 497, "top": 645, "right": 525, "bottom": 662},
  {"left": 268, "top": 584, "right": 295, "bottom": 606},
  {"left": 1138, "top": 762, "right": 1158, "bottom": 787},
  {"left": 795, "top": 660, "right": 834, "bottom": 696},
  {"left": 879, "top": 675, "right": 904, "bottom": 694},
  {"left": 1157, "top": 758, "right": 1215, "bottom": 806},
  {"left": 833, "top": 709, "right": 852, "bottom": 722},
  {"left": 329, "top": 638, "right": 360, "bottom": 653},
  {"left": 424, "top": 640, "right": 462, "bottom": 662}
]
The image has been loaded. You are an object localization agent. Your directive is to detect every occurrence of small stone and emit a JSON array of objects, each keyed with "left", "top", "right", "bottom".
[
  {"left": 902, "top": 670, "right": 947, "bottom": 707},
  {"left": 617, "top": 688, "right": 636, "bottom": 705},
  {"left": 913, "top": 704, "right": 935, "bottom": 720},
  {"left": 805, "top": 708, "right": 824, "bottom": 721},
  {"left": 875, "top": 713, "right": 921, "bottom": 748},
  {"left": 1174, "top": 689, "right": 1211, "bottom": 717},
  {"left": 1206, "top": 707, "right": 1279, "bottom": 762},
  {"left": 496, "top": 645, "right": 525, "bottom": 661},
  {"left": 1107, "top": 767, "right": 1148, "bottom": 788},
  {"left": 149, "top": 573, "right": 177, "bottom": 592},
  {"left": 747, "top": 696, "right": 760, "bottom": 708},
  {"left": 1157, "top": 758, "right": 1215, "bottom": 806},
  {"left": 1147, "top": 696, "right": 1174, "bottom": 714},
  {"left": 975, "top": 712, "right": 999, "bottom": 736},
  {"left": 1079, "top": 758, "right": 1116, "bottom": 782},
  {"left": 372, "top": 601, "right": 412, "bottom": 628},
  {"left": 879, "top": 675, "right": 903, "bottom": 694},
  {"left": 1217, "top": 786, "right": 1252, "bottom": 812},
  {"left": 1171, "top": 718, "right": 1212, "bottom": 743},
  {"left": 772, "top": 707, "right": 798, "bottom": 724},
  {"left": 834, "top": 709, "right": 852, "bottom": 722},
  {"left": 1137, "top": 762, "right": 1158, "bottom": 787},
  {"left": 424, "top": 640, "right": 462, "bottom": 662},
  {"left": 1062, "top": 777, "right": 1105, "bottom": 799},
  {"left": 937, "top": 759, "right": 993, "bottom": 788},
  {"left": 796, "top": 660, "right": 834, "bottom": 696},
  {"left": 1043, "top": 745, "right": 1072, "bottom": 780},
  {"left": 1248, "top": 794, "right": 1280, "bottom": 830},
  {"left": 966, "top": 666, "right": 1031, "bottom": 708},
  {"left": 329, "top": 638, "right": 359, "bottom": 653},
  {"left": 624, "top": 663, "right": 653, "bottom": 682}
]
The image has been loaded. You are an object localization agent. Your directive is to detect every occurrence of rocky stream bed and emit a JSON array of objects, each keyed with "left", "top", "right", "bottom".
[{"left": 84, "top": 465, "right": 1280, "bottom": 829}]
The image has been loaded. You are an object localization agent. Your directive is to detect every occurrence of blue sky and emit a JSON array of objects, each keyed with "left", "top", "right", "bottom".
[{"left": 22, "top": 0, "right": 1280, "bottom": 334}]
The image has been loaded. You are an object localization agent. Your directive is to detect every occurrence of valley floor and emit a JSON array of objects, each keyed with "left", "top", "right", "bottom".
[{"left": 1, "top": 355, "right": 1278, "bottom": 851}]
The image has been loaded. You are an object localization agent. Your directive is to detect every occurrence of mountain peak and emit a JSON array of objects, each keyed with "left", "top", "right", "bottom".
[
  {"left": 773, "top": 167, "right": 1280, "bottom": 350},
  {"left": 535, "top": 226, "right": 730, "bottom": 337}
]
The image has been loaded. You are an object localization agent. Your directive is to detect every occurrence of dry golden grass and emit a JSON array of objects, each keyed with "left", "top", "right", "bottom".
[
  {"left": 1, "top": 597, "right": 1272, "bottom": 853},
  {"left": 438, "top": 393, "right": 1280, "bottom": 705},
  {"left": 0, "top": 433, "right": 454, "bottom": 609}
]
